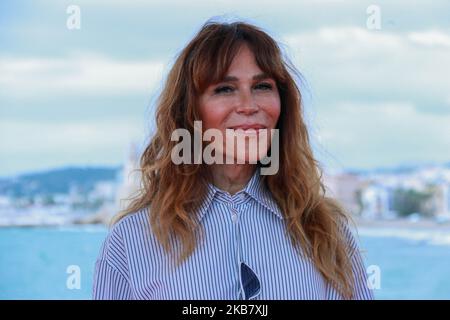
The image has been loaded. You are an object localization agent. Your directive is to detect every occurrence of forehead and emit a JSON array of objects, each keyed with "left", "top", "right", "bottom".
[
  {"left": 194, "top": 41, "right": 280, "bottom": 93},
  {"left": 223, "top": 45, "right": 264, "bottom": 77},
  {"left": 220, "top": 73, "right": 273, "bottom": 84},
  {"left": 228, "top": 44, "right": 257, "bottom": 67}
]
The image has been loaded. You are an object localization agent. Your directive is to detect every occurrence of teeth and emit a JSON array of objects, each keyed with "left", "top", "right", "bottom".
[
  {"left": 233, "top": 128, "right": 266, "bottom": 134},
  {"left": 231, "top": 128, "right": 265, "bottom": 131}
]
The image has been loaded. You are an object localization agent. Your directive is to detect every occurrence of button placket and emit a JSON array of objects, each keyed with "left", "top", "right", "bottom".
[
  {"left": 231, "top": 206, "right": 238, "bottom": 223},
  {"left": 231, "top": 203, "right": 242, "bottom": 296}
]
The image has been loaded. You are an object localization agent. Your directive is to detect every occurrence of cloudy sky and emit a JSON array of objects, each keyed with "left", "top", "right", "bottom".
[{"left": 1, "top": 0, "right": 450, "bottom": 177}]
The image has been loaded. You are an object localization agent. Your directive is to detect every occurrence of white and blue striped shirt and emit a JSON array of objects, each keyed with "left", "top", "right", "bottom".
[{"left": 93, "top": 168, "right": 374, "bottom": 300}]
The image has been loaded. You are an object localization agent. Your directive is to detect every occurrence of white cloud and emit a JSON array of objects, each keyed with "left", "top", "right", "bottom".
[
  {"left": 0, "top": 118, "right": 146, "bottom": 175},
  {"left": 76, "top": 0, "right": 347, "bottom": 7},
  {"left": 283, "top": 26, "right": 405, "bottom": 61},
  {"left": 282, "top": 27, "right": 450, "bottom": 112},
  {"left": 313, "top": 101, "right": 450, "bottom": 170},
  {"left": 0, "top": 53, "right": 165, "bottom": 96},
  {"left": 408, "top": 30, "right": 450, "bottom": 47},
  {"left": 0, "top": 119, "right": 144, "bottom": 153},
  {"left": 287, "top": 26, "right": 403, "bottom": 49}
]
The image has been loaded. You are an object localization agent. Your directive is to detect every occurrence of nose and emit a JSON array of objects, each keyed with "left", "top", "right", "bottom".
[{"left": 235, "top": 90, "right": 259, "bottom": 115}]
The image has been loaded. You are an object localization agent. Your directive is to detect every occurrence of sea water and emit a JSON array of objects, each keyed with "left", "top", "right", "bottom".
[{"left": 1, "top": 225, "right": 450, "bottom": 299}]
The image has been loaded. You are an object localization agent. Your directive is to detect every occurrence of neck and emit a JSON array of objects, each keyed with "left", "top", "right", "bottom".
[{"left": 210, "top": 164, "right": 257, "bottom": 195}]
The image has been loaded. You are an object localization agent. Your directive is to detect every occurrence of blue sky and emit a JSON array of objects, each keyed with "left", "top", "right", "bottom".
[{"left": 1, "top": 0, "right": 450, "bottom": 177}]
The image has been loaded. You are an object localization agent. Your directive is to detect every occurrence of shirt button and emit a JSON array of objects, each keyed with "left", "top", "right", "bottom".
[{"left": 231, "top": 213, "right": 238, "bottom": 223}]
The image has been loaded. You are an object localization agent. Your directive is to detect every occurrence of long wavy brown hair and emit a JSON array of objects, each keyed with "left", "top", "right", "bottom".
[{"left": 113, "top": 20, "right": 356, "bottom": 298}]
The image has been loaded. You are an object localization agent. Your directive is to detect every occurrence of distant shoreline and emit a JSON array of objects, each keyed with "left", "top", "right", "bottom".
[
  {"left": 2, "top": 216, "right": 450, "bottom": 229},
  {"left": 354, "top": 217, "right": 450, "bottom": 231},
  {"left": 353, "top": 217, "right": 450, "bottom": 247}
]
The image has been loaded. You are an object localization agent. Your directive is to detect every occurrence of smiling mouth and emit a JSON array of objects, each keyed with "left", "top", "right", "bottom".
[{"left": 227, "top": 125, "right": 267, "bottom": 132}]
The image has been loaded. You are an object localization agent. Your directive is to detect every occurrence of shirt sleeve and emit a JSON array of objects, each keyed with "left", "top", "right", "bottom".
[
  {"left": 349, "top": 241, "right": 375, "bottom": 300},
  {"left": 92, "top": 222, "right": 133, "bottom": 300},
  {"left": 326, "top": 220, "right": 375, "bottom": 300},
  {"left": 343, "top": 221, "right": 375, "bottom": 300}
]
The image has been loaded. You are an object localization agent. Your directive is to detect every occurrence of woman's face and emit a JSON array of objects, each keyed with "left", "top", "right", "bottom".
[{"left": 198, "top": 44, "right": 281, "bottom": 163}]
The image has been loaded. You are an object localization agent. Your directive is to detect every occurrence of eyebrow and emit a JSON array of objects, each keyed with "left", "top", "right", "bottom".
[{"left": 221, "top": 73, "right": 272, "bottom": 83}]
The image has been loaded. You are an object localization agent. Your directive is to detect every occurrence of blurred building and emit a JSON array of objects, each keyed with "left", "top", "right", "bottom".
[
  {"left": 323, "top": 172, "right": 365, "bottom": 215},
  {"left": 425, "top": 181, "right": 450, "bottom": 219},
  {"left": 360, "top": 184, "right": 395, "bottom": 219},
  {"left": 77, "top": 141, "right": 142, "bottom": 225},
  {"left": 115, "top": 142, "right": 142, "bottom": 212}
]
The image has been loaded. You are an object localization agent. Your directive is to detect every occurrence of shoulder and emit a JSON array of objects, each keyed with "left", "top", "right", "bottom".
[
  {"left": 111, "top": 207, "right": 152, "bottom": 237},
  {"left": 339, "top": 218, "right": 374, "bottom": 299},
  {"left": 337, "top": 215, "right": 360, "bottom": 258},
  {"left": 99, "top": 208, "right": 152, "bottom": 261},
  {"left": 325, "top": 197, "right": 360, "bottom": 256}
]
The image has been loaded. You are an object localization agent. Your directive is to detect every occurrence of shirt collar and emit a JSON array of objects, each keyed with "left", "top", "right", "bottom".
[{"left": 195, "top": 167, "right": 284, "bottom": 223}]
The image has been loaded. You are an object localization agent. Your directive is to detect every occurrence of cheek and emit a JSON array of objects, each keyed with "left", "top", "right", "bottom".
[
  {"left": 264, "top": 97, "right": 281, "bottom": 127},
  {"left": 199, "top": 102, "right": 230, "bottom": 130}
]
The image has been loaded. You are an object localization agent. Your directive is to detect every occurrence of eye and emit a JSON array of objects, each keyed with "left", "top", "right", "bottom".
[
  {"left": 254, "top": 82, "right": 273, "bottom": 91},
  {"left": 214, "top": 85, "right": 235, "bottom": 94}
]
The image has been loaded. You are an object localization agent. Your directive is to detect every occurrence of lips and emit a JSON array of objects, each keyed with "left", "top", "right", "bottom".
[{"left": 227, "top": 124, "right": 267, "bottom": 131}]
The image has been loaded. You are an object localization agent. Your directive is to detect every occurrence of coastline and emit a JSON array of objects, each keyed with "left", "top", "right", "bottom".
[
  {"left": 354, "top": 216, "right": 450, "bottom": 231},
  {"left": 353, "top": 217, "right": 450, "bottom": 246}
]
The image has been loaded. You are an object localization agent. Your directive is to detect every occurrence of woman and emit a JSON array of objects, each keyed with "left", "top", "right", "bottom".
[{"left": 93, "top": 20, "right": 374, "bottom": 300}]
